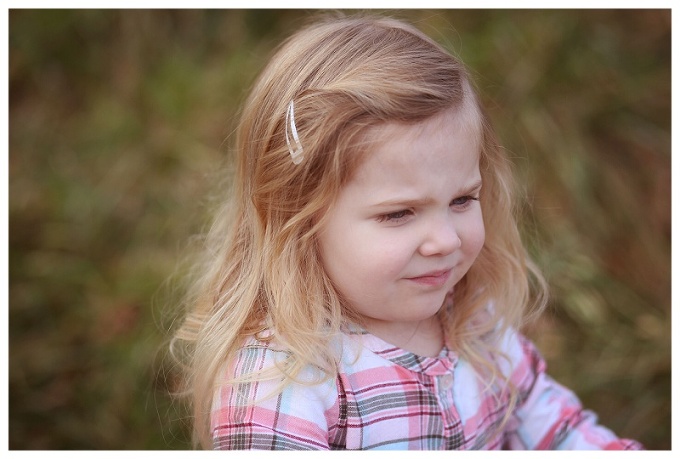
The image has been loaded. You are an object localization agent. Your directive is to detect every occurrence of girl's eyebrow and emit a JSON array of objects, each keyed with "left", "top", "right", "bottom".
[
  {"left": 370, "top": 180, "right": 483, "bottom": 209},
  {"left": 458, "top": 179, "right": 483, "bottom": 195},
  {"left": 370, "top": 196, "right": 434, "bottom": 209}
]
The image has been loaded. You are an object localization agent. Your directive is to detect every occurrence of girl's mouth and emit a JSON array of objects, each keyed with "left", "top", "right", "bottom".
[{"left": 405, "top": 269, "right": 452, "bottom": 287}]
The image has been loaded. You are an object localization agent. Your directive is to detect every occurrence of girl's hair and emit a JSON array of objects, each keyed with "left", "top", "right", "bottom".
[{"left": 171, "top": 14, "right": 548, "bottom": 448}]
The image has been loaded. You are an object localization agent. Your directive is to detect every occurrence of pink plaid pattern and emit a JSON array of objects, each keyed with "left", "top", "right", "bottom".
[{"left": 211, "top": 328, "right": 642, "bottom": 450}]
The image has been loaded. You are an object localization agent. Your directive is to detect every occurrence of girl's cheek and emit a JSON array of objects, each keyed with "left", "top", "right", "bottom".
[
  {"left": 385, "top": 243, "right": 413, "bottom": 272},
  {"left": 466, "top": 214, "right": 486, "bottom": 256},
  {"left": 379, "top": 235, "right": 417, "bottom": 274}
]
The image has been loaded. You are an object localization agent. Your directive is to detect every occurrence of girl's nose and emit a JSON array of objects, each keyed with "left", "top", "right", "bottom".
[{"left": 418, "top": 216, "right": 461, "bottom": 257}]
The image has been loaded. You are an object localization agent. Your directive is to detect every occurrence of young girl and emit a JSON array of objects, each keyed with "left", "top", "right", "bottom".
[{"left": 172, "top": 15, "right": 643, "bottom": 450}]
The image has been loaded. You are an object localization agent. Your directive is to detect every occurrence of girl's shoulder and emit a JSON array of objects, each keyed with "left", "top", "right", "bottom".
[
  {"left": 224, "top": 329, "right": 380, "bottom": 391},
  {"left": 215, "top": 332, "right": 341, "bottom": 409},
  {"left": 212, "top": 333, "right": 342, "bottom": 450},
  {"left": 491, "top": 326, "right": 546, "bottom": 380}
]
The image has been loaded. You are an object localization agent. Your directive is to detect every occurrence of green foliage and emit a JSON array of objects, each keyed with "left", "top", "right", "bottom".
[{"left": 9, "top": 9, "right": 670, "bottom": 449}]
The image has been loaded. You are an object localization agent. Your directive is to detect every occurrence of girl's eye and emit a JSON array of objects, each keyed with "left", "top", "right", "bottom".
[
  {"left": 451, "top": 196, "right": 479, "bottom": 209},
  {"left": 377, "top": 209, "right": 412, "bottom": 223}
]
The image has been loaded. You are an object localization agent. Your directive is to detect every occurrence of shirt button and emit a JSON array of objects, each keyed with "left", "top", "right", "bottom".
[{"left": 440, "top": 374, "right": 453, "bottom": 391}]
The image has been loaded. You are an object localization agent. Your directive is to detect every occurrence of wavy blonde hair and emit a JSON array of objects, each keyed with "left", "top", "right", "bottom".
[{"left": 171, "top": 14, "right": 548, "bottom": 449}]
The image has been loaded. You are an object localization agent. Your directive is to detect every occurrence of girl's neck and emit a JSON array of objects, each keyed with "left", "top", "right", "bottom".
[{"left": 361, "top": 315, "right": 444, "bottom": 357}]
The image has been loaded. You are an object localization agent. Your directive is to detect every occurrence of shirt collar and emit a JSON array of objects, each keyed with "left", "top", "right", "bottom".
[{"left": 342, "top": 323, "right": 458, "bottom": 376}]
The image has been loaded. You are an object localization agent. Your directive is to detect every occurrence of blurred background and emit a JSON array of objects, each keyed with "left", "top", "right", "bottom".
[{"left": 8, "top": 9, "right": 671, "bottom": 450}]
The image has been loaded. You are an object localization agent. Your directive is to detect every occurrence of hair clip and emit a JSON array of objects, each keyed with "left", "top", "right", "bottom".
[{"left": 285, "top": 100, "right": 304, "bottom": 165}]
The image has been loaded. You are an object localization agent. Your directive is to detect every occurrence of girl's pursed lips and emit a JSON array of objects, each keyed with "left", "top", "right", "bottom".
[
  {"left": 406, "top": 268, "right": 452, "bottom": 278},
  {"left": 404, "top": 268, "right": 453, "bottom": 286}
]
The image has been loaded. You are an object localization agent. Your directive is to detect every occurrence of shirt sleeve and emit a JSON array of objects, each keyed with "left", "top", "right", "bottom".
[
  {"left": 211, "top": 342, "right": 339, "bottom": 450},
  {"left": 502, "top": 330, "right": 644, "bottom": 450}
]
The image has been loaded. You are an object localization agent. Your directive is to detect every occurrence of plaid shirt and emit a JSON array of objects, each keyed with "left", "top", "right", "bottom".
[{"left": 211, "top": 327, "right": 642, "bottom": 450}]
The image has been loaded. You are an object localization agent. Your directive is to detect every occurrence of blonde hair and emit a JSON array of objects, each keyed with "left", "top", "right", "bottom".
[{"left": 171, "top": 14, "right": 548, "bottom": 449}]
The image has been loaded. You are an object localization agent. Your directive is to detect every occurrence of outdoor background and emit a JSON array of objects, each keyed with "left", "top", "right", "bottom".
[{"left": 8, "top": 9, "right": 671, "bottom": 450}]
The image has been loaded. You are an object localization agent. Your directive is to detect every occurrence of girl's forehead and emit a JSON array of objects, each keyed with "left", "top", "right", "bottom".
[
  {"left": 347, "top": 104, "right": 482, "bottom": 188},
  {"left": 366, "top": 104, "right": 482, "bottom": 155}
]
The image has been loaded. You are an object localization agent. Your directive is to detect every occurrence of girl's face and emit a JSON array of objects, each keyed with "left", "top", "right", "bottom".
[{"left": 318, "top": 105, "right": 485, "bottom": 345}]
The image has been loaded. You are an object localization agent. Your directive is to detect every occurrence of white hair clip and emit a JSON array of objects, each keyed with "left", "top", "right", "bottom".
[{"left": 285, "top": 100, "right": 304, "bottom": 165}]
